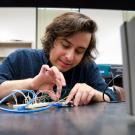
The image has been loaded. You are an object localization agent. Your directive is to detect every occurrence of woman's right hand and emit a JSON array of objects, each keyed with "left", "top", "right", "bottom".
[{"left": 31, "top": 65, "right": 66, "bottom": 101}]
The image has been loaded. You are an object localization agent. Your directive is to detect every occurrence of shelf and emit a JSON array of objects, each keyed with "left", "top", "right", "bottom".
[
  {"left": 0, "top": 41, "right": 32, "bottom": 47},
  {"left": 0, "top": 41, "right": 32, "bottom": 59}
]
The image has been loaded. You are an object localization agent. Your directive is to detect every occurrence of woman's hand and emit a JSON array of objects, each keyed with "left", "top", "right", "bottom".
[
  {"left": 66, "top": 83, "right": 110, "bottom": 106},
  {"left": 31, "top": 65, "right": 66, "bottom": 101}
]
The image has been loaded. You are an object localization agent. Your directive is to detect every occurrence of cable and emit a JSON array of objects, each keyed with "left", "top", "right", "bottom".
[
  {"left": 0, "top": 89, "right": 72, "bottom": 113},
  {"left": 0, "top": 89, "right": 35, "bottom": 105},
  {"left": 103, "top": 74, "right": 124, "bottom": 103},
  {"left": 0, "top": 102, "right": 65, "bottom": 113}
]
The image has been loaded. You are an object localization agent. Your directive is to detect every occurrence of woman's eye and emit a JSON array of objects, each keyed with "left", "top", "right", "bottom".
[
  {"left": 61, "top": 42, "right": 70, "bottom": 48},
  {"left": 76, "top": 49, "right": 85, "bottom": 54}
]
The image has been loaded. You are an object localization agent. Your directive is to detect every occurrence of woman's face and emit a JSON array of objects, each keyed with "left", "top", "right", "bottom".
[{"left": 49, "top": 32, "right": 91, "bottom": 72}]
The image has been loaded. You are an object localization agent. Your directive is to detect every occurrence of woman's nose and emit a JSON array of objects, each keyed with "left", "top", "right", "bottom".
[{"left": 65, "top": 50, "right": 74, "bottom": 61}]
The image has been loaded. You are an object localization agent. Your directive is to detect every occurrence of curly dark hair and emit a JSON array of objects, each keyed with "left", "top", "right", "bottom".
[{"left": 41, "top": 12, "right": 98, "bottom": 62}]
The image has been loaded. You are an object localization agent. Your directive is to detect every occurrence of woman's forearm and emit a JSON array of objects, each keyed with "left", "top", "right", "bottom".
[{"left": 0, "top": 78, "right": 33, "bottom": 99}]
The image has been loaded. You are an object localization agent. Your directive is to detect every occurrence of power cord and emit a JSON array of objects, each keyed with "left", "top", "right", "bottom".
[{"left": 103, "top": 74, "right": 124, "bottom": 103}]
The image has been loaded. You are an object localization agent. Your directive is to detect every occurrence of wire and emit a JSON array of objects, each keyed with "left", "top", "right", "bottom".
[
  {"left": 110, "top": 71, "right": 115, "bottom": 86},
  {"left": 0, "top": 103, "right": 66, "bottom": 113},
  {"left": 0, "top": 89, "right": 71, "bottom": 113},
  {"left": 103, "top": 74, "right": 124, "bottom": 103},
  {"left": 0, "top": 102, "right": 64, "bottom": 113},
  {"left": 0, "top": 89, "right": 35, "bottom": 105}
]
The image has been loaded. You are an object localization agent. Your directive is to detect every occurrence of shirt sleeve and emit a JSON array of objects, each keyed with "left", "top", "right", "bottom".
[
  {"left": 0, "top": 50, "right": 20, "bottom": 84},
  {"left": 0, "top": 49, "right": 46, "bottom": 85},
  {"left": 104, "top": 87, "right": 117, "bottom": 101}
]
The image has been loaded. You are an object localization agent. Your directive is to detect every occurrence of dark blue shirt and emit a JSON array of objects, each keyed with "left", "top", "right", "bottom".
[{"left": 0, "top": 49, "right": 117, "bottom": 101}]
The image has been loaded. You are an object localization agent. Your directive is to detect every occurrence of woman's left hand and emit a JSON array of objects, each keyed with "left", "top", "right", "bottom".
[{"left": 66, "top": 83, "right": 110, "bottom": 106}]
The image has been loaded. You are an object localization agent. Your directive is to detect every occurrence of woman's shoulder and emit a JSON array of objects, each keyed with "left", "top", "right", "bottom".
[
  {"left": 14, "top": 48, "right": 43, "bottom": 55},
  {"left": 8, "top": 48, "right": 45, "bottom": 58},
  {"left": 3, "top": 49, "right": 45, "bottom": 64}
]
